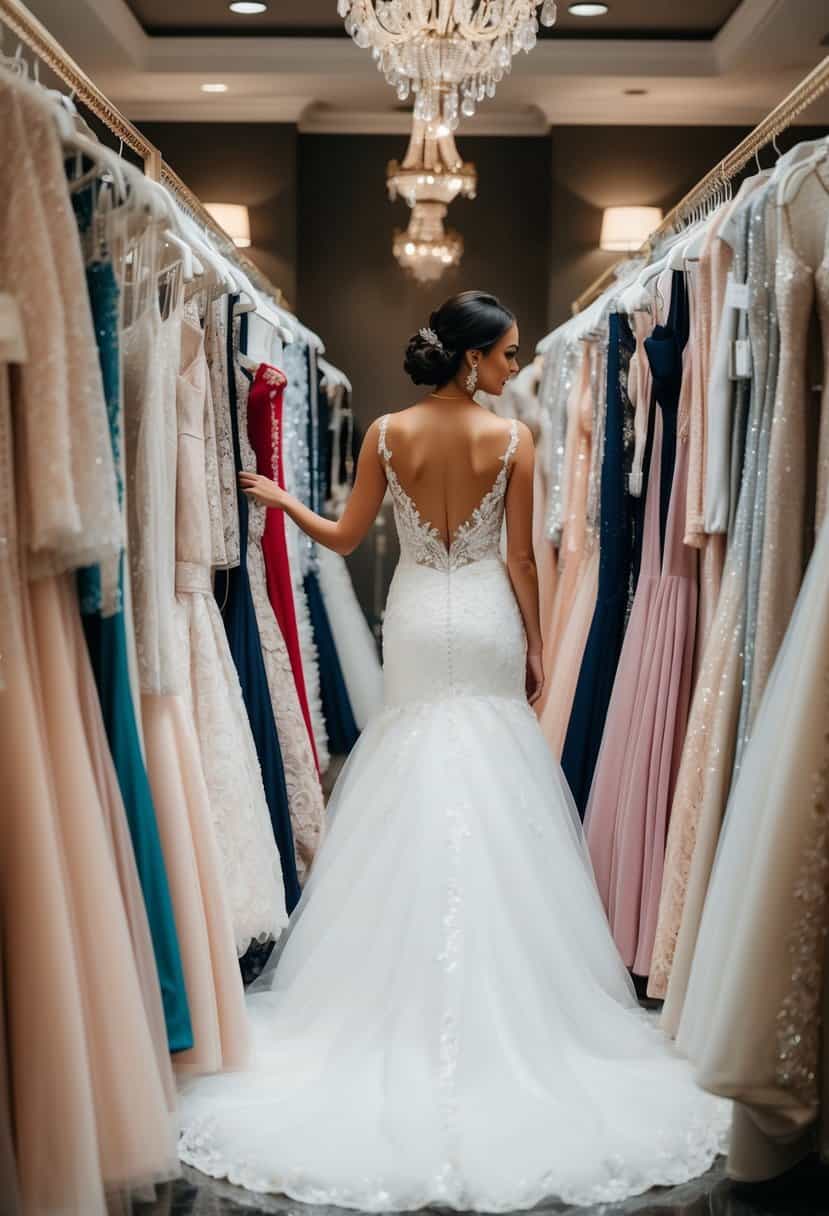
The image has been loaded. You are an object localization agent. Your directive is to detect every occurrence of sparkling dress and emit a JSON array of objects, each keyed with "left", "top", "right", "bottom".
[
  {"left": 178, "top": 411, "right": 729, "bottom": 1211},
  {"left": 652, "top": 162, "right": 829, "bottom": 1018},
  {"left": 750, "top": 159, "right": 829, "bottom": 720},
  {"left": 72, "top": 184, "right": 191, "bottom": 1055},
  {"left": 679, "top": 493, "right": 829, "bottom": 1181}
]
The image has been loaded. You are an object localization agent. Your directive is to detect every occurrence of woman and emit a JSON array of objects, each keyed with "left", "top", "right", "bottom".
[{"left": 179, "top": 291, "right": 728, "bottom": 1210}]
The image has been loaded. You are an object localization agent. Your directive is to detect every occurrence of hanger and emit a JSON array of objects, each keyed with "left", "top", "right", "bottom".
[
  {"left": 318, "top": 356, "right": 353, "bottom": 394},
  {"left": 777, "top": 144, "right": 829, "bottom": 207},
  {"left": 0, "top": 44, "right": 29, "bottom": 78}
]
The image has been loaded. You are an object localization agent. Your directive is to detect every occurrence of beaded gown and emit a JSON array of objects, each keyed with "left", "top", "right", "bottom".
[{"left": 179, "top": 411, "right": 728, "bottom": 1210}]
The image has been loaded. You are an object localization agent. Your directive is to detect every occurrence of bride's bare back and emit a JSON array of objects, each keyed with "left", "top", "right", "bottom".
[{"left": 383, "top": 401, "right": 518, "bottom": 548}]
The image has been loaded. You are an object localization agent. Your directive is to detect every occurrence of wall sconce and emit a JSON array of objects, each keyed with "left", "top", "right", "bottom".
[
  {"left": 204, "top": 202, "right": 252, "bottom": 248},
  {"left": 600, "top": 205, "right": 662, "bottom": 252}
]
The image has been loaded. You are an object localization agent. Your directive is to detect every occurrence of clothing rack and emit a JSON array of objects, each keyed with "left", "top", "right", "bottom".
[
  {"left": 0, "top": 0, "right": 285, "bottom": 306},
  {"left": 571, "top": 54, "right": 829, "bottom": 314}
]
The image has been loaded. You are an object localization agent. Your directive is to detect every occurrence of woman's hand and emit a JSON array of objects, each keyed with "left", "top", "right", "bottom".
[
  {"left": 525, "top": 651, "right": 544, "bottom": 707},
  {"left": 239, "top": 471, "right": 285, "bottom": 509}
]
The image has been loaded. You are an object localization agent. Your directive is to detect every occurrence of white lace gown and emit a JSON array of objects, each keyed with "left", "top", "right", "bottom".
[{"left": 179, "top": 415, "right": 729, "bottom": 1210}]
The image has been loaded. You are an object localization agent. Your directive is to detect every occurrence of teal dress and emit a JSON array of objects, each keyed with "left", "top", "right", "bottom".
[{"left": 74, "top": 186, "right": 193, "bottom": 1052}]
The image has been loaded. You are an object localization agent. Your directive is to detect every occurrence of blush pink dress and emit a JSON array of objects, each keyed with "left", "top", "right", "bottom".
[
  {"left": 585, "top": 270, "right": 699, "bottom": 975},
  {"left": 536, "top": 349, "right": 593, "bottom": 740}
]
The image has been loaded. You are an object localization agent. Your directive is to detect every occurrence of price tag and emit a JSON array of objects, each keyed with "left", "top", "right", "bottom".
[
  {"left": 726, "top": 276, "right": 750, "bottom": 311},
  {"left": 729, "top": 337, "right": 752, "bottom": 381}
]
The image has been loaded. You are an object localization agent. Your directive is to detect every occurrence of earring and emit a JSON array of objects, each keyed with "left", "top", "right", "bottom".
[{"left": 465, "top": 363, "right": 478, "bottom": 394}]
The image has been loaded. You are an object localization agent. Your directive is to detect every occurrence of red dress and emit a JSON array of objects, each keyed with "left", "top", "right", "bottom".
[{"left": 247, "top": 364, "right": 320, "bottom": 773}]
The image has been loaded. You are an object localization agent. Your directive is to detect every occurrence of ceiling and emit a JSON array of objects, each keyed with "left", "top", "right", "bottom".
[
  {"left": 17, "top": 0, "right": 829, "bottom": 132},
  {"left": 124, "top": 0, "right": 743, "bottom": 39}
]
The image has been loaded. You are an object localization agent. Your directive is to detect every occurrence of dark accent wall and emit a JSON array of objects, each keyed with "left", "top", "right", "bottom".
[
  {"left": 140, "top": 121, "right": 298, "bottom": 307},
  {"left": 546, "top": 123, "right": 827, "bottom": 328},
  {"left": 296, "top": 133, "right": 552, "bottom": 434}
]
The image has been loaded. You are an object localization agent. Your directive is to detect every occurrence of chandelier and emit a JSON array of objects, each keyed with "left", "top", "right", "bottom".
[
  {"left": 393, "top": 202, "right": 463, "bottom": 283},
  {"left": 387, "top": 116, "right": 477, "bottom": 207},
  {"left": 339, "top": 0, "right": 558, "bottom": 126}
]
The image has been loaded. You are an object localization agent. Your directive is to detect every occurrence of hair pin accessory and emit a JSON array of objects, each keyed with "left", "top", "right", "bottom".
[{"left": 419, "top": 326, "right": 442, "bottom": 349}]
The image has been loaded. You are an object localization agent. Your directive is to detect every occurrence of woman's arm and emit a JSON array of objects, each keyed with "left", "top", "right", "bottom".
[
  {"left": 239, "top": 417, "right": 387, "bottom": 556},
  {"left": 504, "top": 421, "right": 544, "bottom": 704}
]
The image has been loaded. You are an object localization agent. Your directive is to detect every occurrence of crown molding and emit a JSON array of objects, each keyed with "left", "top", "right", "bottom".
[{"left": 20, "top": 0, "right": 829, "bottom": 129}]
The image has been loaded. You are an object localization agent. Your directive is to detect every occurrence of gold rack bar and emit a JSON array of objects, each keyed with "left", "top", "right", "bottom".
[
  {"left": 571, "top": 54, "right": 829, "bottom": 314},
  {"left": 0, "top": 0, "right": 161, "bottom": 178},
  {"left": 160, "top": 162, "right": 285, "bottom": 305},
  {"left": 0, "top": 0, "right": 284, "bottom": 303}
]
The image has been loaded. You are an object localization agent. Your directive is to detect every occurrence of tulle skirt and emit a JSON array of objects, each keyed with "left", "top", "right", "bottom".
[{"left": 180, "top": 692, "right": 728, "bottom": 1210}]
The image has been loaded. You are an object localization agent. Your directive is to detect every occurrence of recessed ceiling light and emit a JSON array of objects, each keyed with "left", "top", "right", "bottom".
[
  {"left": 229, "top": 1, "right": 268, "bottom": 12},
  {"left": 201, "top": 82, "right": 229, "bottom": 93},
  {"left": 568, "top": 3, "right": 609, "bottom": 15}
]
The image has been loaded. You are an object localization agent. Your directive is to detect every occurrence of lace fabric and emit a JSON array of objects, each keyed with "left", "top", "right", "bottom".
[
  {"left": 180, "top": 687, "right": 729, "bottom": 1211},
  {"left": 232, "top": 328, "right": 326, "bottom": 877},
  {"left": 1, "top": 78, "right": 122, "bottom": 580},
  {"left": 174, "top": 307, "right": 288, "bottom": 952},
  {"left": 122, "top": 243, "right": 184, "bottom": 696},
  {"left": 377, "top": 413, "right": 519, "bottom": 573},
  {"left": 279, "top": 338, "right": 329, "bottom": 769},
  {"left": 205, "top": 297, "right": 240, "bottom": 570}
]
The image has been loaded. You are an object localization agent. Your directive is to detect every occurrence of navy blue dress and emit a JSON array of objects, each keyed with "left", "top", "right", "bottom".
[
  {"left": 303, "top": 350, "right": 358, "bottom": 755},
  {"left": 645, "top": 271, "right": 690, "bottom": 559},
  {"left": 73, "top": 185, "right": 193, "bottom": 1052},
  {"left": 561, "top": 313, "right": 637, "bottom": 818},
  {"left": 214, "top": 305, "right": 302, "bottom": 914}
]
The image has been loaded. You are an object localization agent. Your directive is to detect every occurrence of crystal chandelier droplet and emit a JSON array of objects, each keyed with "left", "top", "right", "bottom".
[
  {"left": 393, "top": 202, "right": 463, "bottom": 284},
  {"left": 342, "top": 0, "right": 555, "bottom": 122}
]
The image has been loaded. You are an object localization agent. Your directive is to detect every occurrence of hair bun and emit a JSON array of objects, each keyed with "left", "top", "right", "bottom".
[{"left": 403, "top": 328, "right": 458, "bottom": 387}]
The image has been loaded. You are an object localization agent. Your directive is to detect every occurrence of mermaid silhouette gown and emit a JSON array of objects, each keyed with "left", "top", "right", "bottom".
[{"left": 179, "top": 412, "right": 728, "bottom": 1211}]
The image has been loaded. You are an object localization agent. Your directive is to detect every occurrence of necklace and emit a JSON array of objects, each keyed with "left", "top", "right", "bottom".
[{"left": 429, "top": 390, "right": 468, "bottom": 401}]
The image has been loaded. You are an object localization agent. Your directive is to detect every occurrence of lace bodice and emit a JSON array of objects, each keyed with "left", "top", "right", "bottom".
[{"left": 378, "top": 414, "right": 519, "bottom": 572}]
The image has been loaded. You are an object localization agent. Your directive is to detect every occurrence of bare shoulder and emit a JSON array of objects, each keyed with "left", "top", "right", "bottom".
[
  {"left": 514, "top": 419, "right": 534, "bottom": 449},
  {"left": 483, "top": 414, "right": 532, "bottom": 449},
  {"left": 510, "top": 419, "right": 535, "bottom": 471}
]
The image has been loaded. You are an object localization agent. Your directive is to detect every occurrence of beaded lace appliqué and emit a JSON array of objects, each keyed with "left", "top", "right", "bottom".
[{"left": 378, "top": 414, "right": 519, "bottom": 573}]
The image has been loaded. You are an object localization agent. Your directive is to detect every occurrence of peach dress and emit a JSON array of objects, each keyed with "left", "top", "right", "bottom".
[
  {"left": 536, "top": 348, "right": 594, "bottom": 745},
  {"left": 0, "top": 79, "right": 178, "bottom": 1211}
]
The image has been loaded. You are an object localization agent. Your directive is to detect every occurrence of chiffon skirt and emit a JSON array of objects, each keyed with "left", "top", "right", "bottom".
[
  {"left": 141, "top": 691, "right": 250, "bottom": 1077},
  {"left": 2, "top": 574, "right": 179, "bottom": 1212}
]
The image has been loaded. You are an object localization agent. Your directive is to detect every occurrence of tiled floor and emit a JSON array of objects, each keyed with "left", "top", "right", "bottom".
[{"left": 136, "top": 1157, "right": 829, "bottom": 1216}]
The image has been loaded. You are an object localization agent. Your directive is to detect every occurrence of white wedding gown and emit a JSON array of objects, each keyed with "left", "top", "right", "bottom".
[{"left": 179, "top": 414, "right": 730, "bottom": 1210}]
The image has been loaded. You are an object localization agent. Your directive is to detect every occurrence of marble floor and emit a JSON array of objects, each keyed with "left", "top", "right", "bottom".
[{"left": 135, "top": 1157, "right": 829, "bottom": 1216}]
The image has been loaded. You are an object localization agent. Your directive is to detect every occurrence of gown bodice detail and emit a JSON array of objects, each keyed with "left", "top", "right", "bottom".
[{"left": 378, "top": 414, "right": 519, "bottom": 573}]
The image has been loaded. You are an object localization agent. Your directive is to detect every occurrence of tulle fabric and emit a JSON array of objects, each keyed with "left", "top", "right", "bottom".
[
  {"left": 1, "top": 583, "right": 110, "bottom": 1216},
  {"left": 28, "top": 576, "right": 179, "bottom": 1187},
  {"left": 539, "top": 543, "right": 598, "bottom": 757},
  {"left": 677, "top": 505, "right": 829, "bottom": 1176},
  {"left": 180, "top": 694, "right": 729, "bottom": 1211}
]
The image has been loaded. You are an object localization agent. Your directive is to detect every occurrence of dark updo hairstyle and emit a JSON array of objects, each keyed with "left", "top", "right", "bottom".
[{"left": 403, "top": 290, "right": 515, "bottom": 388}]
